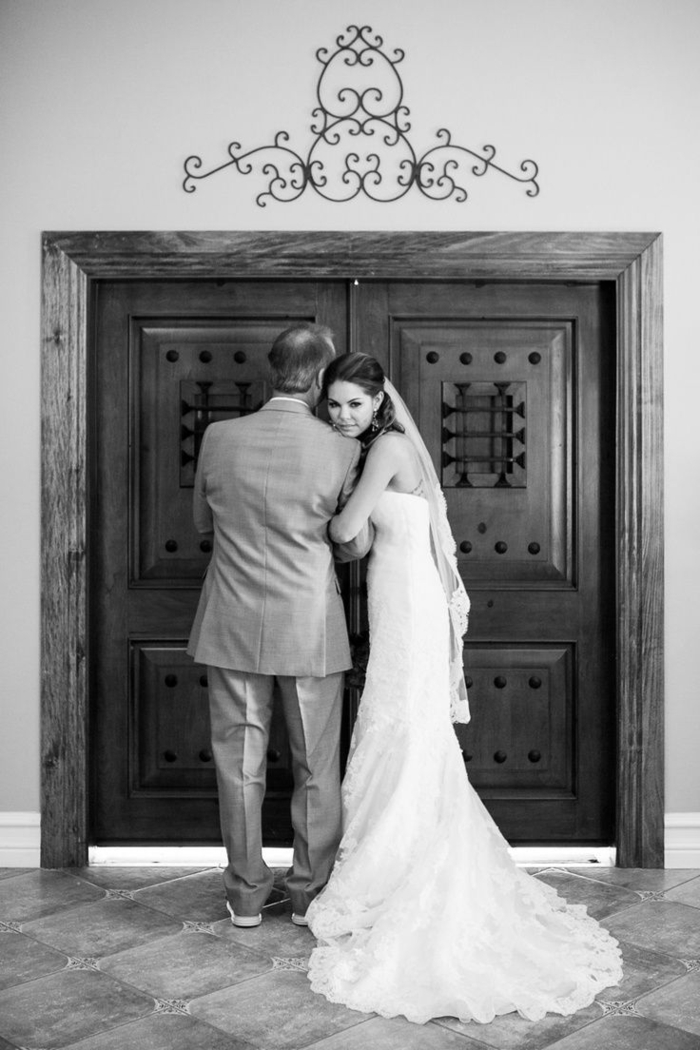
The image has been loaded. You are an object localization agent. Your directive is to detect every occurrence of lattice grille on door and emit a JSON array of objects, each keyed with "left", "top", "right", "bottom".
[
  {"left": 180, "top": 379, "right": 263, "bottom": 486},
  {"left": 441, "top": 381, "right": 526, "bottom": 489}
]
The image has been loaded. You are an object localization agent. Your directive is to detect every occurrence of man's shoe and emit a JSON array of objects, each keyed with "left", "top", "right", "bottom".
[
  {"left": 226, "top": 901, "right": 262, "bottom": 927},
  {"left": 291, "top": 912, "right": 309, "bottom": 926}
]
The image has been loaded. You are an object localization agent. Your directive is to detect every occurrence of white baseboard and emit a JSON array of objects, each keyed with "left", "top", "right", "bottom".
[
  {"left": 665, "top": 812, "right": 700, "bottom": 868},
  {"left": 0, "top": 812, "right": 40, "bottom": 867},
  {"left": 3, "top": 812, "right": 699, "bottom": 869}
]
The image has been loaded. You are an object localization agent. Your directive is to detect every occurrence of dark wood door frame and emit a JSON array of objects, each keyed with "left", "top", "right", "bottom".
[{"left": 41, "top": 231, "right": 663, "bottom": 867}]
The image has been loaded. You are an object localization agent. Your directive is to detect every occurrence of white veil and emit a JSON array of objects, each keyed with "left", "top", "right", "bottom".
[{"left": 383, "top": 379, "right": 471, "bottom": 724}]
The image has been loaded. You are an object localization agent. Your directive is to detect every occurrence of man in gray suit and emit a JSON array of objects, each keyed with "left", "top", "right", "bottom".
[{"left": 188, "top": 323, "right": 372, "bottom": 927}]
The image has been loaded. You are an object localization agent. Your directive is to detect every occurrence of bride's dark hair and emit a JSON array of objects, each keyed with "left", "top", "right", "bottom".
[{"left": 323, "top": 353, "right": 404, "bottom": 444}]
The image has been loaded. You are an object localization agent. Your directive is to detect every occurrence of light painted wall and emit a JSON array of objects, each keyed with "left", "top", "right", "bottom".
[{"left": 1, "top": 0, "right": 698, "bottom": 817}]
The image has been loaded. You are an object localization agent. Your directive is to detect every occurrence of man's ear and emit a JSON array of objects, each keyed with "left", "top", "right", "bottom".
[{"left": 316, "top": 367, "right": 326, "bottom": 390}]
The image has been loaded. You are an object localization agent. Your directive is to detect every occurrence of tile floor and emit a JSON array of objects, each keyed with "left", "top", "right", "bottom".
[{"left": 1, "top": 864, "right": 700, "bottom": 1049}]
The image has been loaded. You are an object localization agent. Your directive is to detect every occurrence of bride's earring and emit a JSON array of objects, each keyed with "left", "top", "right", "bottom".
[{"left": 371, "top": 395, "right": 383, "bottom": 432}]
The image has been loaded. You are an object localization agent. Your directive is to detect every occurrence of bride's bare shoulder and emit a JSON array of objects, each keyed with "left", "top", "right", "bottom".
[{"left": 366, "top": 430, "right": 413, "bottom": 464}]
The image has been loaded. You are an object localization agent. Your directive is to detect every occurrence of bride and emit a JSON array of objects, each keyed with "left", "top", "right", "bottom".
[{"left": 304, "top": 353, "right": 623, "bottom": 1025}]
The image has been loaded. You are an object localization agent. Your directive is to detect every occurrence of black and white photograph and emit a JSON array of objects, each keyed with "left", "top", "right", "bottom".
[{"left": 0, "top": 1, "right": 698, "bottom": 1047}]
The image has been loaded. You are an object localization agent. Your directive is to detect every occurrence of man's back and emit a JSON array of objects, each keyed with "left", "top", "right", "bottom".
[{"left": 187, "top": 399, "right": 362, "bottom": 675}]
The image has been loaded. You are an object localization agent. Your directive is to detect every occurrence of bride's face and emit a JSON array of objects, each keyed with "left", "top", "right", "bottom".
[{"left": 327, "top": 380, "right": 382, "bottom": 438}]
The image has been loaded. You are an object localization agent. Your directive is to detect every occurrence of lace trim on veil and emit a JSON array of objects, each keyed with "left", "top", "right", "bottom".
[{"left": 390, "top": 382, "right": 472, "bottom": 724}]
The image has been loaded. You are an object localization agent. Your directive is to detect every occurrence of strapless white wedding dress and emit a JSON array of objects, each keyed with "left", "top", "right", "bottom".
[{"left": 306, "top": 490, "right": 623, "bottom": 1024}]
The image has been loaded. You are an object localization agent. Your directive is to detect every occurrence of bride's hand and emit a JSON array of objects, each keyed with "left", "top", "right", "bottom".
[
  {"left": 329, "top": 514, "right": 345, "bottom": 544},
  {"left": 330, "top": 436, "right": 405, "bottom": 543}
]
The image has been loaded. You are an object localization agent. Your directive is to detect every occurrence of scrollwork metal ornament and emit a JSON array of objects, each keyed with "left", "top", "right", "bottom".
[{"left": 183, "top": 25, "right": 539, "bottom": 206}]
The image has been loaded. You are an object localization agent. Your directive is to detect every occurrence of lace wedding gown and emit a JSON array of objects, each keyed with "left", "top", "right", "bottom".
[{"left": 306, "top": 490, "right": 623, "bottom": 1025}]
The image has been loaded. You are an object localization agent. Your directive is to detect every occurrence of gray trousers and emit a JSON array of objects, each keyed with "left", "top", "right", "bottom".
[{"left": 207, "top": 666, "right": 344, "bottom": 917}]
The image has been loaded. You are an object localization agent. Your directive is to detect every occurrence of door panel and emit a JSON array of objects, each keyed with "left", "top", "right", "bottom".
[
  {"left": 396, "top": 321, "right": 572, "bottom": 585},
  {"left": 355, "top": 281, "right": 616, "bottom": 843},
  {"left": 131, "top": 641, "right": 211, "bottom": 793},
  {"left": 463, "top": 644, "right": 573, "bottom": 795},
  {"left": 91, "top": 277, "right": 615, "bottom": 847},
  {"left": 135, "top": 322, "right": 272, "bottom": 584},
  {"left": 91, "top": 280, "right": 348, "bottom": 843}
]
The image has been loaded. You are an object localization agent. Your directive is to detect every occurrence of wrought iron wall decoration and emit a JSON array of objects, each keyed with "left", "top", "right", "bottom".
[{"left": 182, "top": 24, "right": 539, "bottom": 206}]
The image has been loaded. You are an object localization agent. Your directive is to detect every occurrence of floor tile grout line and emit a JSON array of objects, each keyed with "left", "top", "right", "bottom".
[
  {"left": 429, "top": 958, "right": 700, "bottom": 1048},
  {"left": 282, "top": 1013, "right": 381, "bottom": 1050},
  {"left": 0, "top": 954, "right": 280, "bottom": 1050},
  {"left": 600, "top": 895, "right": 700, "bottom": 934},
  {"left": 629, "top": 966, "right": 700, "bottom": 1010},
  {"left": 4, "top": 867, "right": 700, "bottom": 1050},
  {"left": 427, "top": 1016, "right": 507, "bottom": 1049},
  {"left": 432, "top": 1008, "right": 612, "bottom": 1050},
  {"left": 0, "top": 887, "right": 133, "bottom": 928},
  {"left": 96, "top": 930, "right": 274, "bottom": 977},
  {"left": 0, "top": 914, "right": 285, "bottom": 997},
  {"left": 0, "top": 946, "right": 160, "bottom": 1005},
  {"left": 633, "top": 928, "right": 700, "bottom": 959},
  {"left": 573, "top": 869, "right": 700, "bottom": 892},
  {"left": 66, "top": 865, "right": 223, "bottom": 895},
  {"left": 186, "top": 960, "right": 313, "bottom": 1005},
  {"left": 5, "top": 864, "right": 698, "bottom": 906},
  {"left": 5, "top": 911, "right": 205, "bottom": 967},
  {"left": 539, "top": 1015, "right": 697, "bottom": 1050},
  {"left": 169, "top": 1007, "right": 265, "bottom": 1050},
  {"left": 662, "top": 872, "right": 700, "bottom": 889},
  {"left": 0, "top": 925, "right": 80, "bottom": 985},
  {"left": 611, "top": 934, "right": 700, "bottom": 976},
  {"left": 538, "top": 867, "right": 644, "bottom": 890},
  {"left": 531, "top": 871, "right": 663, "bottom": 923},
  {"left": 28, "top": 980, "right": 265, "bottom": 1050},
  {"left": 1, "top": 884, "right": 316, "bottom": 989},
  {"left": 0, "top": 868, "right": 53, "bottom": 884},
  {"left": 0, "top": 950, "right": 694, "bottom": 1050},
  {"left": 92, "top": 930, "right": 315, "bottom": 1009},
  {"left": 661, "top": 897, "right": 700, "bottom": 913},
  {"left": 20, "top": 878, "right": 238, "bottom": 934},
  {"left": 535, "top": 866, "right": 700, "bottom": 892},
  {"left": 626, "top": 1013, "right": 700, "bottom": 1046},
  {"left": 592, "top": 970, "right": 699, "bottom": 1030},
  {"left": 99, "top": 877, "right": 293, "bottom": 929},
  {"left": 60, "top": 955, "right": 700, "bottom": 1050},
  {"left": 0, "top": 873, "right": 112, "bottom": 924},
  {"left": 297, "top": 1015, "right": 376, "bottom": 1048},
  {"left": 5, "top": 869, "right": 644, "bottom": 954},
  {"left": 0, "top": 866, "right": 233, "bottom": 929},
  {"left": 596, "top": 897, "right": 677, "bottom": 923}
]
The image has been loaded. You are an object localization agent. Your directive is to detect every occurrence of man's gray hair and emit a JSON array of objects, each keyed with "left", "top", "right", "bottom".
[{"left": 268, "top": 323, "right": 336, "bottom": 393}]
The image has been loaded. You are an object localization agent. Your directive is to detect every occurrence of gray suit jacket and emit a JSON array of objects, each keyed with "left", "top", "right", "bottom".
[{"left": 187, "top": 398, "right": 372, "bottom": 676}]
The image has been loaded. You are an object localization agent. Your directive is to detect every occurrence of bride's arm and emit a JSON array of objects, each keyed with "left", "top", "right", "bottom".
[{"left": 329, "top": 436, "right": 402, "bottom": 543}]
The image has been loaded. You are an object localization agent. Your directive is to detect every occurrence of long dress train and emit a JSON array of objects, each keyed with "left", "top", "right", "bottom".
[{"left": 306, "top": 491, "right": 623, "bottom": 1025}]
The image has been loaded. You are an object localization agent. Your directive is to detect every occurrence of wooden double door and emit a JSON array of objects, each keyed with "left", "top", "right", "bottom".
[{"left": 91, "top": 277, "right": 615, "bottom": 847}]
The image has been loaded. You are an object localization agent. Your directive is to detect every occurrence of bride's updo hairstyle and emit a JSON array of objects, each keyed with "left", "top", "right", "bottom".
[{"left": 323, "top": 353, "right": 404, "bottom": 444}]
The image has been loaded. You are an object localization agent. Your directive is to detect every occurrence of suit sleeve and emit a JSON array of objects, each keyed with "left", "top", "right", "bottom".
[
  {"left": 333, "top": 441, "right": 374, "bottom": 562},
  {"left": 193, "top": 426, "right": 214, "bottom": 536}
]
